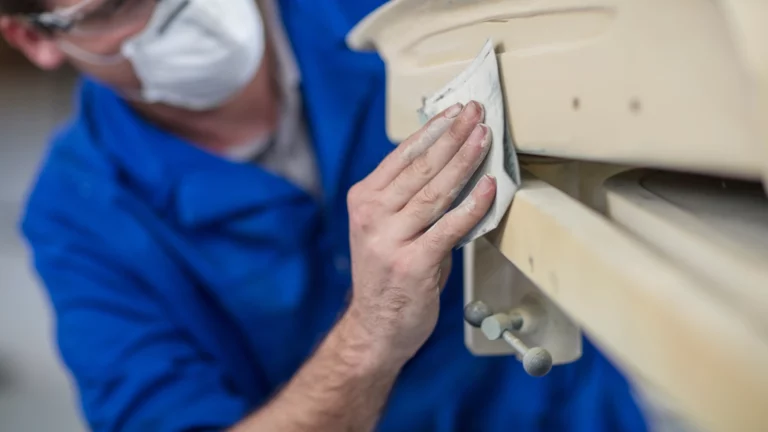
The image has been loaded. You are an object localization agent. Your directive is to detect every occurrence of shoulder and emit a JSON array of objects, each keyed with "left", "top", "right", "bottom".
[
  {"left": 19, "top": 110, "right": 181, "bottom": 321},
  {"left": 21, "top": 114, "right": 116, "bottom": 238},
  {"left": 20, "top": 100, "right": 156, "bottom": 272}
]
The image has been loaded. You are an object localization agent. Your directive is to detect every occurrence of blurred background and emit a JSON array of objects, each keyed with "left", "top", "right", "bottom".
[{"left": 1, "top": 40, "right": 86, "bottom": 430}]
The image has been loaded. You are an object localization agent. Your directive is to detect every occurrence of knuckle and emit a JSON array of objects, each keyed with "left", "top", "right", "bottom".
[
  {"left": 434, "top": 214, "right": 465, "bottom": 241},
  {"left": 446, "top": 124, "right": 465, "bottom": 143},
  {"left": 349, "top": 212, "right": 367, "bottom": 231},
  {"left": 409, "top": 156, "right": 434, "bottom": 178},
  {"left": 403, "top": 203, "right": 435, "bottom": 229},
  {"left": 415, "top": 186, "right": 441, "bottom": 207},
  {"left": 389, "top": 175, "right": 409, "bottom": 197},
  {"left": 472, "top": 205, "right": 487, "bottom": 219},
  {"left": 349, "top": 201, "right": 376, "bottom": 231},
  {"left": 347, "top": 183, "right": 366, "bottom": 207},
  {"left": 469, "top": 198, "right": 489, "bottom": 218}
]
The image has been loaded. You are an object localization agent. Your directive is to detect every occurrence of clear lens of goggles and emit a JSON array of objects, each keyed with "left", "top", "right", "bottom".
[{"left": 32, "top": 0, "right": 157, "bottom": 35}]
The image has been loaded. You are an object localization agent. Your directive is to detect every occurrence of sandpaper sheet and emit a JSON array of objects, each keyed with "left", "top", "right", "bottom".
[{"left": 419, "top": 39, "right": 521, "bottom": 247}]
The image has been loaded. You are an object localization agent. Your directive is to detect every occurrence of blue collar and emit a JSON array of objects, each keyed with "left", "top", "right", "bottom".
[{"left": 77, "top": 80, "right": 306, "bottom": 227}]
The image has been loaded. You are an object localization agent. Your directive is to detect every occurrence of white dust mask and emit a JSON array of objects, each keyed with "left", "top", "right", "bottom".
[{"left": 60, "top": 0, "right": 266, "bottom": 110}]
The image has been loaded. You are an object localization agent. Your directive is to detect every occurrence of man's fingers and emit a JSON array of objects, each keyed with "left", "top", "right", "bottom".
[
  {"left": 365, "top": 103, "right": 463, "bottom": 191},
  {"left": 417, "top": 174, "right": 497, "bottom": 262},
  {"left": 381, "top": 101, "right": 484, "bottom": 210},
  {"left": 396, "top": 123, "right": 491, "bottom": 235}
]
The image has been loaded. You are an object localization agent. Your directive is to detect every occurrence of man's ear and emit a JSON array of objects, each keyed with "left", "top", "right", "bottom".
[{"left": 0, "top": 17, "right": 66, "bottom": 70}]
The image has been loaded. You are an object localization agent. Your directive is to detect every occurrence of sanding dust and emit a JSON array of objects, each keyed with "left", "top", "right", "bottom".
[{"left": 401, "top": 116, "right": 454, "bottom": 162}]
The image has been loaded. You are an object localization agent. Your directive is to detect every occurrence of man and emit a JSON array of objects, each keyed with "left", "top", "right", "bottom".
[{"left": 1, "top": 0, "right": 647, "bottom": 430}]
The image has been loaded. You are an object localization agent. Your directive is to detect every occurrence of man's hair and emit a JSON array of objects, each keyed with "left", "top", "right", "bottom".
[{"left": 0, "top": 0, "right": 44, "bottom": 15}]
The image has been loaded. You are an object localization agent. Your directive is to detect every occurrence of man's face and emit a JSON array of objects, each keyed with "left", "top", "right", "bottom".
[
  {"left": 4, "top": 0, "right": 272, "bottom": 112},
  {"left": 5, "top": 0, "right": 157, "bottom": 91}
]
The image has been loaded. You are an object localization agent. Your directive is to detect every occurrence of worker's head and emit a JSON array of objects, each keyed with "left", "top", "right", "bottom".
[{"left": 0, "top": 0, "right": 266, "bottom": 110}]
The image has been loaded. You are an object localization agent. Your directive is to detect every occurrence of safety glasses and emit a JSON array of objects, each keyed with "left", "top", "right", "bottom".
[{"left": 25, "top": 0, "right": 158, "bottom": 35}]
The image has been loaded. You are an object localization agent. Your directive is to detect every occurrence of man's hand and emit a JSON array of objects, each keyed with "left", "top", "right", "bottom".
[
  {"left": 346, "top": 100, "right": 496, "bottom": 364},
  {"left": 231, "top": 101, "right": 495, "bottom": 432}
]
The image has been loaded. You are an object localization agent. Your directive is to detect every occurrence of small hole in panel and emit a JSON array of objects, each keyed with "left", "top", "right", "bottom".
[
  {"left": 572, "top": 97, "right": 580, "bottom": 111},
  {"left": 630, "top": 98, "right": 642, "bottom": 114}
]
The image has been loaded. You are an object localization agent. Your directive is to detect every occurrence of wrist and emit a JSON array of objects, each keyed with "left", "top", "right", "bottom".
[{"left": 332, "top": 306, "right": 408, "bottom": 375}]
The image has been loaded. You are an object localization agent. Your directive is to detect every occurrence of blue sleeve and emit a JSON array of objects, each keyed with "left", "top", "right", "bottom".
[{"left": 23, "top": 197, "right": 252, "bottom": 432}]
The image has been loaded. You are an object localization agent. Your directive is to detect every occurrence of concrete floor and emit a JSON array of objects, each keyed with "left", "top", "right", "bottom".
[{"left": 0, "top": 58, "right": 86, "bottom": 431}]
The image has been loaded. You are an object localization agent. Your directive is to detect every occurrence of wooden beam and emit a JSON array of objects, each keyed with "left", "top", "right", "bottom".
[{"left": 486, "top": 174, "right": 768, "bottom": 432}]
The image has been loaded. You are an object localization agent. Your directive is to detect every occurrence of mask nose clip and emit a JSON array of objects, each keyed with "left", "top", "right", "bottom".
[{"left": 157, "top": 0, "right": 192, "bottom": 35}]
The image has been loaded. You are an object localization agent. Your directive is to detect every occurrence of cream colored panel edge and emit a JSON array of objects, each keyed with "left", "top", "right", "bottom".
[
  {"left": 717, "top": 0, "right": 768, "bottom": 186},
  {"left": 484, "top": 173, "right": 768, "bottom": 432},
  {"left": 348, "top": 0, "right": 766, "bottom": 179}
]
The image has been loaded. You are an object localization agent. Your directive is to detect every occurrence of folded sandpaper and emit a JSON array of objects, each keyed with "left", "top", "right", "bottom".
[{"left": 419, "top": 39, "right": 522, "bottom": 247}]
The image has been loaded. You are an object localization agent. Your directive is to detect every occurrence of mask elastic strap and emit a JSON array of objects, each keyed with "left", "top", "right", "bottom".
[
  {"left": 57, "top": 40, "right": 126, "bottom": 66},
  {"left": 118, "top": 88, "right": 150, "bottom": 104}
]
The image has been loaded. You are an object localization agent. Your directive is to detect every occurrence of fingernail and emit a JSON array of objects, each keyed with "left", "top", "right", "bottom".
[
  {"left": 470, "top": 124, "right": 490, "bottom": 147},
  {"left": 462, "top": 101, "right": 485, "bottom": 121},
  {"left": 445, "top": 103, "right": 463, "bottom": 118},
  {"left": 478, "top": 175, "right": 496, "bottom": 194},
  {"left": 463, "top": 101, "right": 479, "bottom": 117},
  {"left": 467, "top": 124, "right": 488, "bottom": 146}
]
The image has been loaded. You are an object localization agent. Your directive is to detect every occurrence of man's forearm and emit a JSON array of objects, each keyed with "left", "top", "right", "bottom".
[{"left": 230, "top": 308, "right": 403, "bottom": 432}]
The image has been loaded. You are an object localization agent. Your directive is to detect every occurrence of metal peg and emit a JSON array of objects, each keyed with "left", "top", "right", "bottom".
[
  {"left": 463, "top": 301, "right": 493, "bottom": 327},
  {"left": 464, "top": 301, "right": 553, "bottom": 377}
]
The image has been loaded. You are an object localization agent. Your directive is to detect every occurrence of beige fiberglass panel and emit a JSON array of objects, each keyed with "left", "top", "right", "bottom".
[
  {"left": 718, "top": 0, "right": 768, "bottom": 186},
  {"left": 348, "top": 0, "right": 767, "bottom": 179}
]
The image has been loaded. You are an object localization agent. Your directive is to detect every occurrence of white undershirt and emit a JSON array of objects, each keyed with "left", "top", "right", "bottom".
[{"left": 223, "top": 0, "right": 321, "bottom": 198}]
